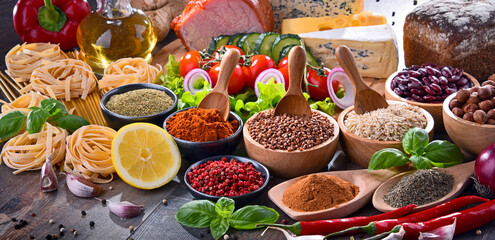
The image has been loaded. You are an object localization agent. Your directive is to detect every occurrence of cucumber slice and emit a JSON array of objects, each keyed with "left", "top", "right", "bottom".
[
  {"left": 278, "top": 45, "right": 297, "bottom": 63},
  {"left": 228, "top": 33, "right": 244, "bottom": 47},
  {"left": 239, "top": 33, "right": 261, "bottom": 55},
  {"left": 208, "top": 35, "right": 230, "bottom": 54},
  {"left": 254, "top": 32, "right": 279, "bottom": 56},
  {"left": 305, "top": 49, "right": 320, "bottom": 67},
  {"left": 271, "top": 34, "right": 302, "bottom": 63}
]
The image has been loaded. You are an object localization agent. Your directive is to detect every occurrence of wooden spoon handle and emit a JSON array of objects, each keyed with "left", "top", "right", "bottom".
[
  {"left": 214, "top": 49, "right": 241, "bottom": 95},
  {"left": 335, "top": 45, "right": 369, "bottom": 92},
  {"left": 287, "top": 46, "right": 307, "bottom": 96}
]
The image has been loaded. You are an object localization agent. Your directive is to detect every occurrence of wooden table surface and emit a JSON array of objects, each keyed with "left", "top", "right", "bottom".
[{"left": 0, "top": 0, "right": 494, "bottom": 240}]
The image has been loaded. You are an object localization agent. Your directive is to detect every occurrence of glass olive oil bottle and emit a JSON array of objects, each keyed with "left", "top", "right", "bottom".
[{"left": 76, "top": 0, "right": 157, "bottom": 74}]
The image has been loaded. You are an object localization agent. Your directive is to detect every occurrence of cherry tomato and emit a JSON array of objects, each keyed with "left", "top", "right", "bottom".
[
  {"left": 278, "top": 56, "right": 288, "bottom": 69},
  {"left": 278, "top": 67, "right": 289, "bottom": 91},
  {"left": 214, "top": 45, "right": 244, "bottom": 61},
  {"left": 246, "top": 55, "right": 276, "bottom": 88},
  {"left": 331, "top": 79, "right": 340, "bottom": 94},
  {"left": 208, "top": 63, "right": 247, "bottom": 95},
  {"left": 306, "top": 68, "right": 330, "bottom": 101},
  {"left": 179, "top": 51, "right": 201, "bottom": 77}
]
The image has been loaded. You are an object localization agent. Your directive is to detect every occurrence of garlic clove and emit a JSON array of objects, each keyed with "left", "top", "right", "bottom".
[
  {"left": 419, "top": 218, "right": 456, "bottom": 240},
  {"left": 65, "top": 172, "right": 102, "bottom": 198},
  {"left": 107, "top": 200, "right": 144, "bottom": 219},
  {"left": 40, "top": 152, "right": 58, "bottom": 192}
]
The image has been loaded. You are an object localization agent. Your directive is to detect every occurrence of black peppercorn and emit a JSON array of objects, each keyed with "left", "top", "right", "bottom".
[
  {"left": 11, "top": 218, "right": 17, "bottom": 222},
  {"left": 89, "top": 221, "right": 95, "bottom": 227},
  {"left": 81, "top": 210, "right": 86, "bottom": 216},
  {"left": 45, "top": 234, "right": 52, "bottom": 240},
  {"left": 29, "top": 235, "right": 35, "bottom": 239},
  {"left": 14, "top": 224, "right": 21, "bottom": 229},
  {"left": 101, "top": 199, "right": 107, "bottom": 204},
  {"left": 58, "top": 224, "right": 64, "bottom": 229},
  {"left": 20, "top": 220, "right": 28, "bottom": 226}
]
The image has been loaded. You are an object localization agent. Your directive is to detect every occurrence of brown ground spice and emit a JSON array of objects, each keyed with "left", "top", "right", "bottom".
[
  {"left": 282, "top": 174, "right": 360, "bottom": 212},
  {"left": 166, "top": 108, "right": 239, "bottom": 142}
]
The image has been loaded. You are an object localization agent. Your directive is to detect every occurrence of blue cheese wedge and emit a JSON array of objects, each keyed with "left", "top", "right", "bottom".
[
  {"left": 299, "top": 24, "right": 398, "bottom": 79},
  {"left": 270, "top": 0, "right": 364, "bottom": 32}
]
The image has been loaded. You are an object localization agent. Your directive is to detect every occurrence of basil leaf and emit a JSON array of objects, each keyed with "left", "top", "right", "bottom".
[
  {"left": 210, "top": 217, "right": 229, "bottom": 240},
  {"left": 40, "top": 98, "right": 67, "bottom": 117},
  {"left": 368, "top": 148, "right": 409, "bottom": 171},
  {"left": 410, "top": 155, "right": 432, "bottom": 169},
  {"left": 215, "top": 197, "right": 235, "bottom": 218},
  {"left": 26, "top": 108, "right": 50, "bottom": 134},
  {"left": 425, "top": 140, "right": 463, "bottom": 168},
  {"left": 0, "top": 111, "right": 26, "bottom": 140},
  {"left": 229, "top": 205, "right": 279, "bottom": 230},
  {"left": 55, "top": 114, "right": 89, "bottom": 132},
  {"left": 175, "top": 200, "right": 217, "bottom": 228},
  {"left": 402, "top": 128, "right": 429, "bottom": 155}
]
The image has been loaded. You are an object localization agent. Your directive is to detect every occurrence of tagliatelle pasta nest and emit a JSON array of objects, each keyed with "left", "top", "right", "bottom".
[
  {"left": 0, "top": 91, "right": 48, "bottom": 113},
  {"left": 26, "top": 58, "right": 98, "bottom": 101},
  {"left": 5, "top": 43, "right": 67, "bottom": 82},
  {"left": 64, "top": 125, "right": 116, "bottom": 183},
  {"left": 1, "top": 123, "right": 67, "bottom": 174},
  {"left": 98, "top": 57, "right": 162, "bottom": 94}
]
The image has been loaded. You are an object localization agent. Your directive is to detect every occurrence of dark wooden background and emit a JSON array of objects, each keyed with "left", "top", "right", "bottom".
[{"left": 1, "top": 0, "right": 494, "bottom": 239}]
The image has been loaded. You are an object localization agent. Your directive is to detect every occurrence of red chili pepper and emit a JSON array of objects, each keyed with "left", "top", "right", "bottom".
[
  {"left": 257, "top": 204, "right": 416, "bottom": 236},
  {"left": 13, "top": 0, "right": 91, "bottom": 51},
  {"left": 398, "top": 199, "right": 495, "bottom": 239},
  {"left": 324, "top": 195, "right": 489, "bottom": 238}
]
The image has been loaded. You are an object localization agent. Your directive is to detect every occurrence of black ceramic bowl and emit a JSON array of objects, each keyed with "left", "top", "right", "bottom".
[
  {"left": 184, "top": 155, "right": 270, "bottom": 206},
  {"left": 163, "top": 107, "right": 243, "bottom": 162},
  {"left": 100, "top": 83, "right": 177, "bottom": 130}
]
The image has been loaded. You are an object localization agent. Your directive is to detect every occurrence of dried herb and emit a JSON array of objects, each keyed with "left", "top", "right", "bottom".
[
  {"left": 105, "top": 89, "right": 173, "bottom": 117},
  {"left": 384, "top": 169, "right": 453, "bottom": 208}
]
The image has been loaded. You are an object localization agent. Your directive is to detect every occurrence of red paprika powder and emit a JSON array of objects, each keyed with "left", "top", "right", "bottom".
[{"left": 166, "top": 108, "right": 239, "bottom": 142}]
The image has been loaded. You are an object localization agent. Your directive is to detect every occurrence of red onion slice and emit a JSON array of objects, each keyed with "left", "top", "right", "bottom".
[
  {"left": 183, "top": 69, "right": 212, "bottom": 94},
  {"left": 328, "top": 68, "right": 354, "bottom": 109},
  {"left": 254, "top": 68, "right": 285, "bottom": 97}
]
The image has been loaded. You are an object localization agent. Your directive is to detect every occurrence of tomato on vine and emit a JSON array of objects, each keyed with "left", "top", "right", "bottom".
[
  {"left": 245, "top": 55, "right": 276, "bottom": 88},
  {"left": 208, "top": 63, "right": 247, "bottom": 95},
  {"left": 306, "top": 68, "right": 330, "bottom": 101},
  {"left": 179, "top": 51, "right": 202, "bottom": 77}
]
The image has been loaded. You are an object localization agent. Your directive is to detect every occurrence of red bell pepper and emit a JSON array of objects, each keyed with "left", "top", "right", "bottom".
[{"left": 13, "top": 0, "right": 91, "bottom": 51}]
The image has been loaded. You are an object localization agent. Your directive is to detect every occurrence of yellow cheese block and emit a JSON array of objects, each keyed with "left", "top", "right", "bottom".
[
  {"left": 282, "top": 11, "right": 387, "bottom": 34},
  {"left": 300, "top": 24, "right": 398, "bottom": 79},
  {"left": 270, "top": 0, "right": 364, "bottom": 32}
]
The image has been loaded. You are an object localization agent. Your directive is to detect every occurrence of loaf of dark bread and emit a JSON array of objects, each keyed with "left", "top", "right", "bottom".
[{"left": 404, "top": 0, "right": 495, "bottom": 81}]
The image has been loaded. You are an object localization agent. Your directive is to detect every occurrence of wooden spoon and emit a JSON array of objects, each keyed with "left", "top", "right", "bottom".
[
  {"left": 335, "top": 45, "right": 388, "bottom": 114},
  {"left": 197, "top": 48, "right": 240, "bottom": 120},
  {"left": 373, "top": 161, "right": 475, "bottom": 213},
  {"left": 274, "top": 46, "right": 312, "bottom": 117},
  {"left": 268, "top": 168, "right": 400, "bottom": 221}
]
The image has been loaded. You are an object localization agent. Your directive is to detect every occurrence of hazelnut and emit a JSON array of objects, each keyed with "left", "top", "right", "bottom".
[
  {"left": 463, "top": 103, "right": 479, "bottom": 113},
  {"left": 449, "top": 99, "right": 463, "bottom": 109},
  {"left": 482, "top": 80, "right": 495, "bottom": 86},
  {"left": 463, "top": 112, "right": 474, "bottom": 121},
  {"left": 479, "top": 100, "right": 494, "bottom": 112},
  {"left": 452, "top": 107, "right": 464, "bottom": 117},
  {"left": 473, "top": 110, "right": 488, "bottom": 124},
  {"left": 470, "top": 87, "right": 480, "bottom": 94},
  {"left": 456, "top": 89, "right": 470, "bottom": 103},
  {"left": 467, "top": 92, "right": 481, "bottom": 105},
  {"left": 487, "top": 109, "right": 495, "bottom": 120},
  {"left": 488, "top": 119, "right": 495, "bottom": 125},
  {"left": 485, "top": 85, "right": 495, "bottom": 96},
  {"left": 478, "top": 87, "right": 492, "bottom": 100},
  {"left": 491, "top": 97, "right": 495, "bottom": 106}
]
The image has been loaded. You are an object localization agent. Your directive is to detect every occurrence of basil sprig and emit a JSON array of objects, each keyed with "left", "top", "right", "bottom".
[
  {"left": 368, "top": 128, "right": 463, "bottom": 171},
  {"left": 0, "top": 98, "right": 89, "bottom": 137},
  {"left": 175, "top": 197, "right": 279, "bottom": 240}
]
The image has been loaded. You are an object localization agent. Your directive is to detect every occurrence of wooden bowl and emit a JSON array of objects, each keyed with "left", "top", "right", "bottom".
[
  {"left": 443, "top": 93, "right": 495, "bottom": 154},
  {"left": 243, "top": 109, "right": 340, "bottom": 178},
  {"left": 385, "top": 71, "right": 479, "bottom": 130},
  {"left": 338, "top": 100, "right": 435, "bottom": 168}
]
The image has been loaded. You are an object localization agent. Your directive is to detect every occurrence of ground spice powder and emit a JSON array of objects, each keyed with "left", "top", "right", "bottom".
[
  {"left": 282, "top": 174, "right": 360, "bottom": 212},
  {"left": 166, "top": 108, "right": 239, "bottom": 142}
]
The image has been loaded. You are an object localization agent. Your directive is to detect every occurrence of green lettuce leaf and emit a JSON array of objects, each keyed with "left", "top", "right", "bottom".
[
  {"left": 159, "top": 55, "right": 184, "bottom": 98},
  {"left": 309, "top": 97, "right": 336, "bottom": 116},
  {"left": 177, "top": 82, "right": 212, "bottom": 110}
]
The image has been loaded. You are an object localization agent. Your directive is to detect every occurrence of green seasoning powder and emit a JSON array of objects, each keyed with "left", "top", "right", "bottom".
[
  {"left": 384, "top": 169, "right": 454, "bottom": 208},
  {"left": 105, "top": 89, "right": 174, "bottom": 117}
]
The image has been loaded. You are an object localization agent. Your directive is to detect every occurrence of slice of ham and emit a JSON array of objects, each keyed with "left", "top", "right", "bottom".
[{"left": 172, "top": 0, "right": 274, "bottom": 51}]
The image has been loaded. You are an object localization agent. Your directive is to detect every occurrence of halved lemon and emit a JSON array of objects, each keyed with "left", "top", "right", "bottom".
[{"left": 112, "top": 123, "right": 181, "bottom": 189}]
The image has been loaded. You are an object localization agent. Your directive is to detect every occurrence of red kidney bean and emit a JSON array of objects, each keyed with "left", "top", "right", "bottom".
[
  {"left": 429, "top": 75, "right": 440, "bottom": 85},
  {"left": 441, "top": 67, "right": 453, "bottom": 77},
  {"left": 430, "top": 83, "right": 442, "bottom": 92},
  {"left": 424, "top": 85, "right": 436, "bottom": 95},
  {"left": 408, "top": 82, "right": 423, "bottom": 89},
  {"left": 423, "top": 95, "right": 436, "bottom": 102},
  {"left": 403, "top": 91, "right": 412, "bottom": 97},
  {"left": 412, "top": 94, "right": 423, "bottom": 102},
  {"left": 410, "top": 71, "right": 421, "bottom": 78},
  {"left": 399, "top": 84, "right": 408, "bottom": 91},
  {"left": 394, "top": 88, "right": 403, "bottom": 96},
  {"left": 445, "top": 88, "right": 457, "bottom": 95},
  {"left": 411, "top": 89, "right": 425, "bottom": 96},
  {"left": 439, "top": 76, "right": 448, "bottom": 85},
  {"left": 457, "top": 78, "right": 468, "bottom": 86}
]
